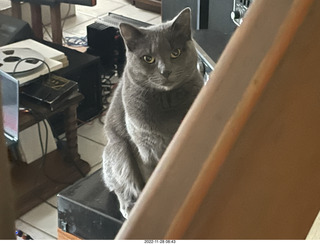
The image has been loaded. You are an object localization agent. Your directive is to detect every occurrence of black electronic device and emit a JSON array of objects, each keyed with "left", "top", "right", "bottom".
[
  {"left": 0, "top": 14, "right": 33, "bottom": 46},
  {"left": 231, "top": 0, "right": 253, "bottom": 26},
  {"left": 0, "top": 70, "right": 19, "bottom": 147},
  {"left": 20, "top": 74, "right": 79, "bottom": 111},
  {"left": 86, "top": 13, "right": 151, "bottom": 75},
  {"left": 58, "top": 169, "right": 123, "bottom": 239},
  {"left": 40, "top": 40, "right": 102, "bottom": 134},
  {"left": 86, "top": 22, "right": 125, "bottom": 73}
]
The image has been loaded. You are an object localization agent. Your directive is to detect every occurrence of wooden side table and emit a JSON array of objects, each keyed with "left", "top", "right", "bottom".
[
  {"left": 11, "top": 0, "right": 63, "bottom": 45},
  {"left": 11, "top": 91, "right": 90, "bottom": 217}
]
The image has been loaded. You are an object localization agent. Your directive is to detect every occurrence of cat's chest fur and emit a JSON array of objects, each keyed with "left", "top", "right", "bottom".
[
  {"left": 121, "top": 79, "right": 199, "bottom": 172},
  {"left": 123, "top": 81, "right": 195, "bottom": 134}
]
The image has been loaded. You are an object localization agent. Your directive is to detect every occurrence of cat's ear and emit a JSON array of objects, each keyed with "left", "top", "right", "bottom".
[
  {"left": 119, "top": 23, "right": 143, "bottom": 51},
  {"left": 171, "top": 8, "right": 192, "bottom": 40}
]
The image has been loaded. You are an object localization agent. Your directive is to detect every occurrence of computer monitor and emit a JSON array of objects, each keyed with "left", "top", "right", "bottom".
[
  {"left": 0, "top": 14, "right": 33, "bottom": 46},
  {"left": 0, "top": 70, "right": 19, "bottom": 146}
]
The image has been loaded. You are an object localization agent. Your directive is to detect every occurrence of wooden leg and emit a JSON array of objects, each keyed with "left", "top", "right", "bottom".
[
  {"left": 58, "top": 228, "right": 82, "bottom": 240},
  {"left": 30, "top": 3, "right": 43, "bottom": 40},
  {"left": 134, "top": 0, "right": 161, "bottom": 13},
  {"left": 50, "top": 3, "right": 62, "bottom": 45},
  {"left": 64, "top": 104, "right": 81, "bottom": 164},
  {"left": 11, "top": 1, "right": 22, "bottom": 19}
]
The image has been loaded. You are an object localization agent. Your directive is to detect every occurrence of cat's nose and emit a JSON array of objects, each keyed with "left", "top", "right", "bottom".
[{"left": 160, "top": 70, "right": 172, "bottom": 78}]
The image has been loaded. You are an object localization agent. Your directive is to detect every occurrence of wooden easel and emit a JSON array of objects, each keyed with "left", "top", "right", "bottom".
[{"left": 116, "top": 0, "right": 320, "bottom": 239}]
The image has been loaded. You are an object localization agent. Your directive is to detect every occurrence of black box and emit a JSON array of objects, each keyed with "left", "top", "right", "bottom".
[{"left": 57, "top": 169, "right": 124, "bottom": 240}]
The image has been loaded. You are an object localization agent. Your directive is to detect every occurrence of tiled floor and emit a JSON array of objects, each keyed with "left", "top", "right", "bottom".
[{"left": 8, "top": 0, "right": 161, "bottom": 240}]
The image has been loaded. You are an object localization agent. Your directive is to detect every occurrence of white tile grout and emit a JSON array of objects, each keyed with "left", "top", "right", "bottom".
[
  {"left": 19, "top": 202, "right": 58, "bottom": 239},
  {"left": 78, "top": 134, "right": 106, "bottom": 146}
]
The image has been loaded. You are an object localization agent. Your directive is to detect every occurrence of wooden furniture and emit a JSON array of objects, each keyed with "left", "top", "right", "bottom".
[
  {"left": 12, "top": 91, "right": 90, "bottom": 218},
  {"left": 10, "top": 0, "right": 96, "bottom": 45},
  {"left": 58, "top": 229, "right": 81, "bottom": 240},
  {"left": 134, "top": 0, "right": 161, "bottom": 13},
  {"left": 116, "top": 0, "right": 320, "bottom": 239},
  {"left": 11, "top": 0, "right": 63, "bottom": 45}
]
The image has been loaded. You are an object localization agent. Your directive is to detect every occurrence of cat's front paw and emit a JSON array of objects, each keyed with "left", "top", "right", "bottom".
[{"left": 119, "top": 201, "right": 135, "bottom": 219}]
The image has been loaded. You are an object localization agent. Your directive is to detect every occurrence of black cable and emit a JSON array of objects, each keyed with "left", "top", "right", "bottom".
[
  {"left": 13, "top": 58, "right": 86, "bottom": 184},
  {"left": 12, "top": 57, "right": 51, "bottom": 81},
  {"left": 100, "top": 68, "right": 118, "bottom": 111},
  {"left": 33, "top": 109, "right": 84, "bottom": 185}
]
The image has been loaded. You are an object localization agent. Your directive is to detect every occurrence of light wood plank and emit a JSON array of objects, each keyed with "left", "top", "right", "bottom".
[
  {"left": 58, "top": 228, "right": 81, "bottom": 240},
  {"left": 116, "top": 0, "right": 320, "bottom": 239}
]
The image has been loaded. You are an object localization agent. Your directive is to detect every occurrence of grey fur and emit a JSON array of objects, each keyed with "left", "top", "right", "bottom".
[{"left": 102, "top": 8, "right": 203, "bottom": 219}]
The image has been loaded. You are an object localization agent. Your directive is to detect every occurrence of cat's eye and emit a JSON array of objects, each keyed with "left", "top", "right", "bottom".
[
  {"left": 143, "top": 55, "right": 155, "bottom": 64},
  {"left": 171, "top": 48, "right": 181, "bottom": 59}
]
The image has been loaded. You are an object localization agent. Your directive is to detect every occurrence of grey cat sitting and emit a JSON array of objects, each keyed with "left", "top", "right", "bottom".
[{"left": 102, "top": 8, "right": 203, "bottom": 219}]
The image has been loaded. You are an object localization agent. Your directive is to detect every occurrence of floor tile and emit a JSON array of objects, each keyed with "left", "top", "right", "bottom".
[
  {"left": 63, "top": 18, "right": 97, "bottom": 36},
  {"left": 0, "top": 0, "right": 10, "bottom": 11},
  {"left": 78, "top": 135, "right": 105, "bottom": 167},
  {"left": 148, "top": 16, "right": 162, "bottom": 25},
  {"left": 62, "top": 13, "right": 94, "bottom": 31},
  {"left": 20, "top": 202, "right": 58, "bottom": 238},
  {"left": 112, "top": 4, "right": 160, "bottom": 23},
  {"left": 42, "top": 25, "right": 85, "bottom": 44},
  {"left": 110, "top": 0, "right": 132, "bottom": 5},
  {"left": 15, "top": 219, "right": 56, "bottom": 240},
  {"left": 77, "top": 116, "right": 107, "bottom": 146},
  {"left": 46, "top": 195, "right": 58, "bottom": 208},
  {"left": 76, "top": 0, "right": 125, "bottom": 18},
  {"left": 88, "top": 163, "right": 102, "bottom": 175}
]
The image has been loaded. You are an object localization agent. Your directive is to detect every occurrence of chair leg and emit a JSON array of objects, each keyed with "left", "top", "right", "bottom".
[
  {"left": 11, "top": 1, "right": 22, "bottom": 19},
  {"left": 30, "top": 3, "right": 43, "bottom": 40},
  {"left": 50, "top": 3, "right": 62, "bottom": 45}
]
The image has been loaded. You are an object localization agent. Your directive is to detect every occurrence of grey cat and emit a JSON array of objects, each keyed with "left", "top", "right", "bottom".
[{"left": 102, "top": 8, "right": 203, "bottom": 219}]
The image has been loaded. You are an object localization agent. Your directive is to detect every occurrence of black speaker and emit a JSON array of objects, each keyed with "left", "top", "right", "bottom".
[
  {"left": 86, "top": 22, "right": 126, "bottom": 74},
  {"left": 0, "top": 14, "right": 33, "bottom": 46}
]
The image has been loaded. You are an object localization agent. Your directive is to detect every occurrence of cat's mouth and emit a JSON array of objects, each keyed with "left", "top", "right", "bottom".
[
  {"left": 161, "top": 79, "right": 183, "bottom": 91},
  {"left": 149, "top": 77, "right": 182, "bottom": 90}
]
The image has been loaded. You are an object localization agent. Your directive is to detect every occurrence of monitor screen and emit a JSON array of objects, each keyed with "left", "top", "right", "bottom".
[{"left": 0, "top": 70, "right": 19, "bottom": 143}]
